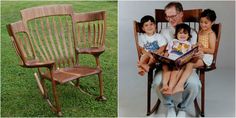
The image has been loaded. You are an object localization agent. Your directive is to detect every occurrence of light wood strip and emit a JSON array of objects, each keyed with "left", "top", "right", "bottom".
[
  {"left": 77, "top": 23, "right": 81, "bottom": 48},
  {"left": 15, "top": 34, "right": 27, "bottom": 58},
  {"left": 22, "top": 33, "right": 33, "bottom": 57},
  {"left": 58, "top": 16, "right": 69, "bottom": 66},
  {"left": 93, "top": 23, "right": 97, "bottom": 47},
  {"left": 46, "top": 17, "right": 60, "bottom": 62},
  {"left": 88, "top": 22, "right": 91, "bottom": 47},
  {"left": 29, "top": 23, "right": 46, "bottom": 61},
  {"left": 99, "top": 23, "right": 104, "bottom": 45},
  {"left": 82, "top": 23, "right": 86, "bottom": 47},
  {"left": 66, "top": 17, "right": 75, "bottom": 65},
  {"left": 97, "top": 22, "right": 101, "bottom": 46},
  {"left": 38, "top": 18, "right": 52, "bottom": 60},
  {"left": 11, "top": 36, "right": 25, "bottom": 65},
  {"left": 52, "top": 16, "right": 64, "bottom": 66},
  {"left": 102, "top": 19, "right": 107, "bottom": 46}
]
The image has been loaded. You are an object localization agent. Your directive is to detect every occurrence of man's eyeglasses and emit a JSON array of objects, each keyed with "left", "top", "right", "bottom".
[{"left": 165, "top": 13, "right": 179, "bottom": 20}]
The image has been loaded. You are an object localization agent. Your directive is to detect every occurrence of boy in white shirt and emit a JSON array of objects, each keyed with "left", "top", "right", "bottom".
[{"left": 137, "top": 15, "right": 167, "bottom": 76}]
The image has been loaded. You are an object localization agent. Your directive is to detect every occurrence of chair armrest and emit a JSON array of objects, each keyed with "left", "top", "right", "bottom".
[
  {"left": 76, "top": 46, "right": 105, "bottom": 57},
  {"left": 22, "top": 59, "right": 55, "bottom": 68}
]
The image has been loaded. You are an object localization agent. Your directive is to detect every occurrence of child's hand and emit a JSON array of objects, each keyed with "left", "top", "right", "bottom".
[
  {"left": 198, "top": 43, "right": 203, "bottom": 48},
  {"left": 193, "top": 50, "right": 204, "bottom": 59},
  {"left": 192, "top": 44, "right": 197, "bottom": 48},
  {"left": 164, "top": 52, "right": 169, "bottom": 57}
]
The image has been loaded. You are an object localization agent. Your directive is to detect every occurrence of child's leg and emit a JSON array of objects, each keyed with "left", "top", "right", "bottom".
[
  {"left": 138, "top": 53, "right": 152, "bottom": 72},
  {"left": 192, "top": 59, "right": 205, "bottom": 68},
  {"left": 173, "top": 59, "right": 204, "bottom": 93},
  {"left": 161, "top": 65, "right": 171, "bottom": 92},
  {"left": 173, "top": 63, "right": 194, "bottom": 94},
  {"left": 163, "top": 69, "right": 180, "bottom": 95},
  {"left": 137, "top": 54, "right": 150, "bottom": 75}
]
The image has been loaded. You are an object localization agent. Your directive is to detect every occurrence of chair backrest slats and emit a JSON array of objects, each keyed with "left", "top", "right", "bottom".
[
  {"left": 155, "top": 9, "right": 202, "bottom": 33},
  {"left": 88, "top": 22, "right": 92, "bottom": 47},
  {"left": 8, "top": 5, "right": 106, "bottom": 70},
  {"left": 66, "top": 16, "right": 75, "bottom": 66},
  {"left": 46, "top": 17, "right": 60, "bottom": 62},
  {"left": 133, "top": 21, "right": 142, "bottom": 59},
  {"left": 52, "top": 17, "right": 64, "bottom": 64},
  {"left": 29, "top": 22, "right": 47, "bottom": 61},
  {"left": 58, "top": 16, "right": 69, "bottom": 66},
  {"left": 73, "top": 11, "right": 106, "bottom": 49},
  {"left": 93, "top": 23, "right": 97, "bottom": 47},
  {"left": 7, "top": 21, "right": 35, "bottom": 65},
  {"left": 24, "top": 14, "right": 74, "bottom": 69}
]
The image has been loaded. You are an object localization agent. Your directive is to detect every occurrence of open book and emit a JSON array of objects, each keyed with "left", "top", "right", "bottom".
[{"left": 151, "top": 46, "right": 198, "bottom": 68}]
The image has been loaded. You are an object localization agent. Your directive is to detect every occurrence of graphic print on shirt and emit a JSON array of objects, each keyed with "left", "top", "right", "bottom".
[
  {"left": 143, "top": 41, "right": 160, "bottom": 52},
  {"left": 170, "top": 40, "right": 190, "bottom": 56}
]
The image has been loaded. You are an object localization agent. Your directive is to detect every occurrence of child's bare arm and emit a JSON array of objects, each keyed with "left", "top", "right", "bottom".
[
  {"left": 154, "top": 45, "right": 167, "bottom": 55},
  {"left": 140, "top": 47, "right": 148, "bottom": 55}
]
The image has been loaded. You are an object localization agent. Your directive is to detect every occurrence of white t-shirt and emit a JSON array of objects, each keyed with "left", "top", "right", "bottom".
[
  {"left": 138, "top": 33, "right": 167, "bottom": 52},
  {"left": 166, "top": 39, "right": 192, "bottom": 60},
  {"left": 160, "top": 25, "right": 197, "bottom": 45}
]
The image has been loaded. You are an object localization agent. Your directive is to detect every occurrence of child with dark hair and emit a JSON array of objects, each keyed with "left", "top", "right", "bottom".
[
  {"left": 161, "top": 23, "right": 194, "bottom": 95},
  {"left": 197, "top": 9, "right": 217, "bottom": 66},
  {"left": 137, "top": 15, "right": 167, "bottom": 76},
  {"left": 161, "top": 9, "right": 217, "bottom": 95}
]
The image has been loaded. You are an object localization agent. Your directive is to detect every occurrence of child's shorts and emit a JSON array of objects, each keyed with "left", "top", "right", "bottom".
[{"left": 203, "top": 54, "right": 213, "bottom": 66}]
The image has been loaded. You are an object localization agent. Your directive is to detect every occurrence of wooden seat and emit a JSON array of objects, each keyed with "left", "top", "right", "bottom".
[
  {"left": 42, "top": 66, "right": 101, "bottom": 84},
  {"left": 138, "top": 9, "right": 221, "bottom": 117},
  {"left": 6, "top": 4, "right": 107, "bottom": 116}
]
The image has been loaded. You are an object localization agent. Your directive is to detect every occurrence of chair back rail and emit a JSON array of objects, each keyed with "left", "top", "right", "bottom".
[
  {"left": 208, "top": 23, "right": 222, "bottom": 69},
  {"left": 20, "top": 4, "right": 73, "bottom": 22},
  {"left": 155, "top": 9, "right": 202, "bottom": 33},
  {"left": 133, "top": 21, "right": 142, "bottom": 60}
]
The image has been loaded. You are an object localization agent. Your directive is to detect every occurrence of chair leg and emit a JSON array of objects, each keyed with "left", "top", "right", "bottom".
[
  {"left": 194, "top": 98, "right": 201, "bottom": 117},
  {"left": 146, "top": 69, "right": 153, "bottom": 116},
  {"left": 95, "top": 72, "right": 107, "bottom": 101},
  {"left": 200, "top": 70, "right": 205, "bottom": 117},
  {"left": 146, "top": 69, "right": 161, "bottom": 116},
  {"left": 51, "top": 80, "right": 62, "bottom": 116},
  {"left": 35, "top": 72, "right": 62, "bottom": 116}
]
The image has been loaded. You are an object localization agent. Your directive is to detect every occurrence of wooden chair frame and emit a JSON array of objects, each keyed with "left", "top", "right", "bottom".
[
  {"left": 7, "top": 4, "right": 107, "bottom": 116},
  {"left": 133, "top": 9, "right": 221, "bottom": 117}
]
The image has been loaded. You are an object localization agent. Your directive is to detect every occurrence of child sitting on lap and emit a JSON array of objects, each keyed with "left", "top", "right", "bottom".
[{"left": 137, "top": 15, "right": 166, "bottom": 76}]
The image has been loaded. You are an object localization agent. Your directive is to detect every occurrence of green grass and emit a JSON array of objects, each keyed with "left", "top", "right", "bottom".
[{"left": 1, "top": 1, "right": 117, "bottom": 117}]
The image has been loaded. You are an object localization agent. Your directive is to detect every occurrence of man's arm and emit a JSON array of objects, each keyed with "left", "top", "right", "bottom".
[{"left": 190, "top": 29, "right": 197, "bottom": 44}]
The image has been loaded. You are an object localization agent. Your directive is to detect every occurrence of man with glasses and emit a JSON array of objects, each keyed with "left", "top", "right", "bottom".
[{"left": 152, "top": 2, "right": 201, "bottom": 117}]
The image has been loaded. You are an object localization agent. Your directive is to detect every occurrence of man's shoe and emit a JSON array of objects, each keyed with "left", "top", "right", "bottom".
[
  {"left": 166, "top": 107, "right": 176, "bottom": 117},
  {"left": 177, "top": 110, "right": 186, "bottom": 117}
]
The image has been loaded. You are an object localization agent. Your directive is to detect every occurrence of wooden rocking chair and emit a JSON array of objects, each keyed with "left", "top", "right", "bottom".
[
  {"left": 7, "top": 4, "right": 107, "bottom": 116},
  {"left": 133, "top": 8, "right": 221, "bottom": 117}
]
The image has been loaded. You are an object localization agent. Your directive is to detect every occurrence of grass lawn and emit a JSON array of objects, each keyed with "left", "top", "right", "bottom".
[{"left": 1, "top": 1, "right": 117, "bottom": 117}]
